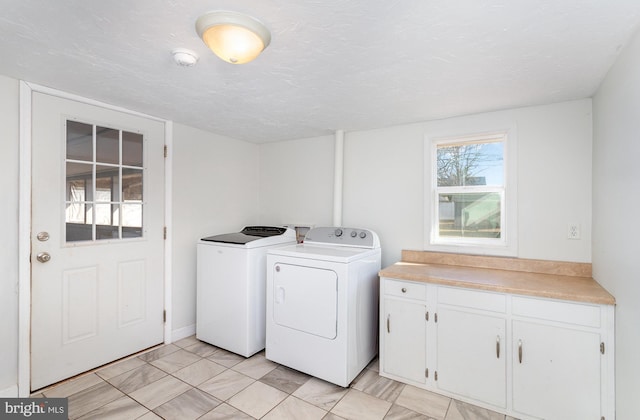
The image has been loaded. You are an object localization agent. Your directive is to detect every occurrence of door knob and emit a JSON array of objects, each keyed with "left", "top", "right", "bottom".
[{"left": 36, "top": 252, "right": 51, "bottom": 263}]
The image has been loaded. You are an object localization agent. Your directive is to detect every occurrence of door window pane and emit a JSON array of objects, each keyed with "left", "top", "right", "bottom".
[
  {"left": 122, "top": 169, "right": 143, "bottom": 201},
  {"left": 66, "top": 121, "right": 93, "bottom": 161},
  {"left": 122, "top": 132, "right": 143, "bottom": 167},
  {"left": 122, "top": 204, "right": 142, "bottom": 238},
  {"left": 96, "top": 126, "right": 120, "bottom": 164},
  {"left": 66, "top": 203, "right": 92, "bottom": 242},
  {"left": 96, "top": 166, "right": 120, "bottom": 202}
]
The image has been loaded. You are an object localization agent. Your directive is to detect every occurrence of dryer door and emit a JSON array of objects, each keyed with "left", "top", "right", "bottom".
[{"left": 273, "top": 263, "right": 338, "bottom": 339}]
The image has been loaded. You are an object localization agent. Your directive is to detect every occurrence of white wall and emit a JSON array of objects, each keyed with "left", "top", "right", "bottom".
[
  {"left": 342, "top": 100, "right": 593, "bottom": 267},
  {"left": 0, "top": 75, "right": 19, "bottom": 395},
  {"left": 258, "top": 135, "right": 335, "bottom": 227},
  {"left": 260, "top": 101, "right": 592, "bottom": 268},
  {"left": 593, "top": 27, "right": 640, "bottom": 420},
  {"left": 171, "top": 123, "right": 259, "bottom": 335}
]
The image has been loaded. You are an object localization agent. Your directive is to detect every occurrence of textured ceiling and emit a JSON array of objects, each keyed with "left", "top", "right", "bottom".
[{"left": 1, "top": 1, "right": 640, "bottom": 143}]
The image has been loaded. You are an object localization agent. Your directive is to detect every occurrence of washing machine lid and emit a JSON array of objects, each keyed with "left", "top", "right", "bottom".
[
  {"left": 200, "top": 226, "right": 295, "bottom": 248},
  {"left": 268, "top": 243, "right": 379, "bottom": 263}
]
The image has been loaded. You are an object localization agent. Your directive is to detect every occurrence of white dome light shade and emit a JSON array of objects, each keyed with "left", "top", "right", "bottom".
[{"left": 196, "top": 11, "right": 271, "bottom": 64}]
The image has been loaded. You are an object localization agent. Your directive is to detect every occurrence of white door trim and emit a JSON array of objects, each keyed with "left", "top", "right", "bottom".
[{"left": 17, "top": 81, "right": 173, "bottom": 396}]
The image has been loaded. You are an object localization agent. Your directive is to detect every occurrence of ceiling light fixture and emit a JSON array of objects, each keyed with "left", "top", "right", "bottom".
[{"left": 195, "top": 11, "right": 271, "bottom": 64}]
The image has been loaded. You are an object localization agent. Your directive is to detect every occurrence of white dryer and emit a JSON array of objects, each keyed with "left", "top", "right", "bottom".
[{"left": 265, "top": 226, "right": 381, "bottom": 387}]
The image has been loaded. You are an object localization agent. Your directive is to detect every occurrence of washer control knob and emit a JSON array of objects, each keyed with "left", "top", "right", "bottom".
[
  {"left": 359, "top": 231, "right": 367, "bottom": 239},
  {"left": 350, "top": 231, "right": 357, "bottom": 238},
  {"left": 334, "top": 228, "right": 343, "bottom": 237}
]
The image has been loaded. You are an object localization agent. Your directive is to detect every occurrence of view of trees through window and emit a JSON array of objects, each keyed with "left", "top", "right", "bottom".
[{"left": 436, "top": 139, "right": 504, "bottom": 239}]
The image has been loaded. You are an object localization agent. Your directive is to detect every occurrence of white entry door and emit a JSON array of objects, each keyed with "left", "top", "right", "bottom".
[{"left": 30, "top": 92, "right": 165, "bottom": 390}]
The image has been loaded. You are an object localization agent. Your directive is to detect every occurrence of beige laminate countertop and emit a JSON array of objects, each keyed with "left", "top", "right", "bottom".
[{"left": 379, "top": 251, "right": 615, "bottom": 305}]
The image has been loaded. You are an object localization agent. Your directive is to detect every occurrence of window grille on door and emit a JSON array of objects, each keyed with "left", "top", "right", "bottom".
[{"left": 65, "top": 120, "right": 144, "bottom": 242}]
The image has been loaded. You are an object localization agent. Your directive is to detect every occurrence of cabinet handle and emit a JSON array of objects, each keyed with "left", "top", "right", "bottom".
[
  {"left": 401, "top": 287, "right": 407, "bottom": 293},
  {"left": 387, "top": 314, "right": 391, "bottom": 333},
  {"left": 518, "top": 339, "right": 523, "bottom": 363},
  {"left": 496, "top": 336, "right": 500, "bottom": 359}
]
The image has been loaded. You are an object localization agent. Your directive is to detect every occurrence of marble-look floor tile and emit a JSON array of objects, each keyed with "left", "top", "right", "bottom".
[
  {"left": 352, "top": 369, "right": 405, "bottom": 402},
  {"left": 137, "top": 411, "right": 163, "bottom": 419},
  {"left": 331, "top": 389, "right": 392, "bottom": 420},
  {"left": 173, "top": 358, "right": 227, "bottom": 386},
  {"left": 67, "top": 381, "right": 124, "bottom": 419},
  {"left": 76, "top": 395, "right": 148, "bottom": 420},
  {"left": 232, "top": 353, "right": 278, "bottom": 379},
  {"left": 323, "top": 413, "right": 348, "bottom": 420},
  {"left": 106, "top": 363, "right": 167, "bottom": 394},
  {"left": 138, "top": 344, "right": 180, "bottom": 363},
  {"left": 385, "top": 404, "right": 431, "bottom": 420},
  {"left": 367, "top": 357, "right": 380, "bottom": 373},
  {"left": 263, "top": 395, "right": 327, "bottom": 420},
  {"left": 42, "top": 373, "right": 104, "bottom": 398},
  {"left": 150, "top": 349, "right": 201, "bottom": 373},
  {"left": 198, "top": 369, "right": 254, "bottom": 401},
  {"left": 184, "top": 341, "right": 219, "bottom": 358},
  {"left": 260, "top": 365, "right": 311, "bottom": 393},
  {"left": 395, "top": 385, "right": 451, "bottom": 420},
  {"left": 173, "top": 335, "right": 201, "bottom": 349},
  {"left": 153, "top": 388, "right": 221, "bottom": 420},
  {"left": 128, "top": 375, "right": 192, "bottom": 409},
  {"left": 227, "top": 381, "right": 288, "bottom": 419},
  {"left": 96, "top": 356, "right": 147, "bottom": 381},
  {"left": 444, "top": 399, "right": 505, "bottom": 420},
  {"left": 293, "top": 377, "right": 349, "bottom": 411},
  {"left": 207, "top": 348, "right": 245, "bottom": 368},
  {"left": 199, "top": 403, "right": 254, "bottom": 419}
]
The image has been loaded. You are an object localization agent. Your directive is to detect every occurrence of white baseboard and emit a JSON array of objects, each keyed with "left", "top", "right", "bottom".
[
  {"left": 171, "top": 324, "right": 196, "bottom": 342},
  {"left": 0, "top": 384, "right": 18, "bottom": 398}
]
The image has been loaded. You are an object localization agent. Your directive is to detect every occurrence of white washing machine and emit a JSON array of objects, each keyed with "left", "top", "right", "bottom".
[
  {"left": 197, "top": 226, "right": 296, "bottom": 357},
  {"left": 265, "top": 226, "right": 381, "bottom": 387}
]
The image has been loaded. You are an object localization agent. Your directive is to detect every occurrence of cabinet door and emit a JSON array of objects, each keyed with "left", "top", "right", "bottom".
[
  {"left": 512, "top": 320, "right": 601, "bottom": 420},
  {"left": 436, "top": 307, "right": 506, "bottom": 408},
  {"left": 382, "top": 298, "right": 426, "bottom": 384}
]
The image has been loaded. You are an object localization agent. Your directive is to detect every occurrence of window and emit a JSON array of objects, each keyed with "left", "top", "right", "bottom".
[
  {"left": 65, "top": 120, "right": 144, "bottom": 242},
  {"left": 425, "top": 129, "right": 517, "bottom": 255}
]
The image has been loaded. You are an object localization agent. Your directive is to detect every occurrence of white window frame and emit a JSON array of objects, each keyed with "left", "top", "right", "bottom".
[{"left": 424, "top": 124, "right": 518, "bottom": 256}]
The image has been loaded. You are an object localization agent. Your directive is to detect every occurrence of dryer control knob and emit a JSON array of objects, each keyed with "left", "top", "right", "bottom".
[
  {"left": 334, "top": 228, "right": 343, "bottom": 237},
  {"left": 350, "top": 231, "right": 357, "bottom": 238},
  {"left": 359, "top": 231, "right": 367, "bottom": 239}
]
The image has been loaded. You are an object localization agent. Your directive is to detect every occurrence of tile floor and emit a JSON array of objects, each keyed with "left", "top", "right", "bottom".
[{"left": 33, "top": 336, "right": 518, "bottom": 420}]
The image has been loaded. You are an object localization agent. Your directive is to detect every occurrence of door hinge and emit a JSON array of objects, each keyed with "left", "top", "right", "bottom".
[
  {"left": 163, "top": 310, "right": 167, "bottom": 323},
  {"left": 164, "top": 145, "right": 168, "bottom": 158},
  {"left": 434, "top": 371, "right": 438, "bottom": 381},
  {"left": 600, "top": 342, "right": 605, "bottom": 355},
  {"left": 163, "top": 226, "right": 167, "bottom": 240},
  {"left": 435, "top": 313, "right": 438, "bottom": 323},
  {"left": 425, "top": 311, "right": 429, "bottom": 321},
  {"left": 425, "top": 368, "right": 429, "bottom": 378}
]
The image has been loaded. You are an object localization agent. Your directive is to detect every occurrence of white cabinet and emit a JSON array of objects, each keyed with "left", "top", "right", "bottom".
[
  {"left": 382, "top": 298, "right": 426, "bottom": 384},
  {"left": 511, "top": 296, "right": 605, "bottom": 420},
  {"left": 436, "top": 307, "right": 506, "bottom": 408},
  {"left": 380, "top": 279, "right": 427, "bottom": 384},
  {"left": 379, "top": 277, "right": 615, "bottom": 420}
]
